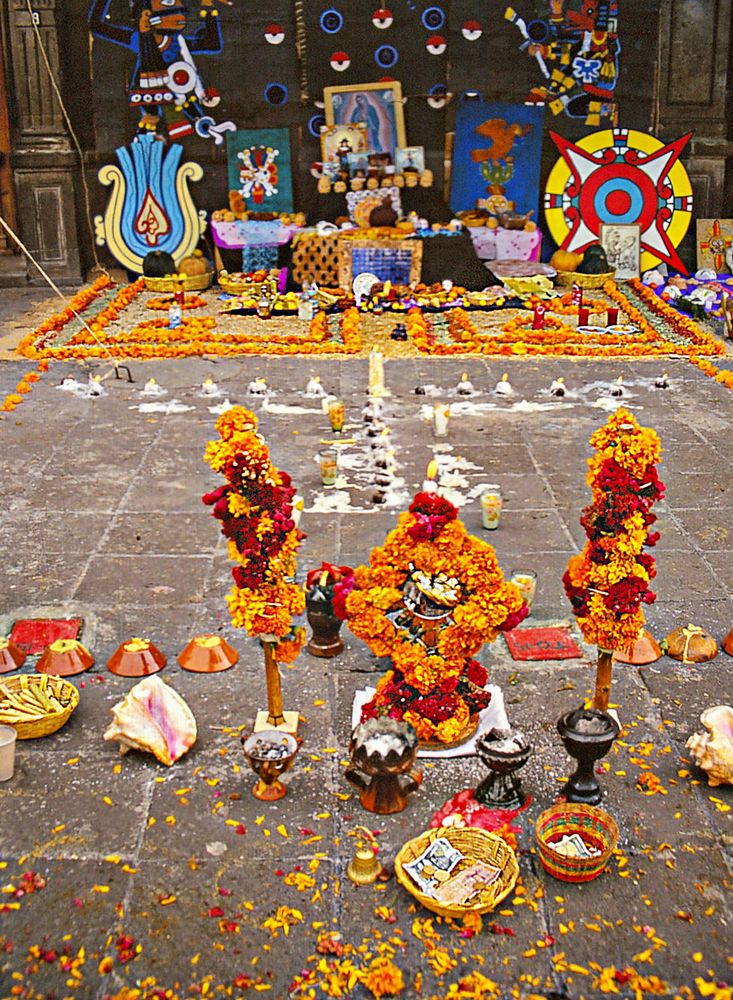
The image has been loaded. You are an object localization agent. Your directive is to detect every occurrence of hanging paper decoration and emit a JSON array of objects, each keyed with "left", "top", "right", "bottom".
[
  {"left": 88, "top": 0, "right": 236, "bottom": 144},
  {"left": 450, "top": 100, "right": 545, "bottom": 216},
  {"left": 503, "top": 1, "right": 620, "bottom": 126},
  {"left": 544, "top": 128, "right": 693, "bottom": 274},
  {"left": 226, "top": 129, "right": 294, "bottom": 213},
  {"left": 94, "top": 134, "right": 206, "bottom": 273}
]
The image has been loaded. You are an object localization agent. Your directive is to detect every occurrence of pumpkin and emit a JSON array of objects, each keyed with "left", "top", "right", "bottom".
[
  {"left": 228, "top": 189, "right": 245, "bottom": 214},
  {"left": 178, "top": 251, "right": 210, "bottom": 277},
  {"left": 663, "top": 624, "right": 718, "bottom": 664},
  {"left": 550, "top": 249, "right": 584, "bottom": 272},
  {"left": 143, "top": 250, "right": 176, "bottom": 278},
  {"left": 578, "top": 243, "right": 610, "bottom": 275}
]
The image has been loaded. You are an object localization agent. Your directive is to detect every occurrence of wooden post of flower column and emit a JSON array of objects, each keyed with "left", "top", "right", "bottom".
[
  {"left": 593, "top": 648, "right": 614, "bottom": 711},
  {"left": 254, "top": 640, "right": 300, "bottom": 735}
]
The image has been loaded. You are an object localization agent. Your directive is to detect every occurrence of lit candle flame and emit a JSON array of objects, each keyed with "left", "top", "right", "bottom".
[
  {"left": 461, "top": 372, "right": 468, "bottom": 381},
  {"left": 616, "top": 375, "right": 623, "bottom": 384},
  {"left": 426, "top": 459, "right": 438, "bottom": 480},
  {"left": 501, "top": 373, "right": 508, "bottom": 382}
]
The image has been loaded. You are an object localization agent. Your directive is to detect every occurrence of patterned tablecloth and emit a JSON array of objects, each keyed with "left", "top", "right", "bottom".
[{"left": 467, "top": 225, "right": 542, "bottom": 262}]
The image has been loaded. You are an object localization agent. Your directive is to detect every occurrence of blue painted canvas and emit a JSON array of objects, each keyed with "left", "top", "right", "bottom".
[
  {"left": 226, "top": 128, "right": 294, "bottom": 214},
  {"left": 450, "top": 102, "right": 545, "bottom": 216}
]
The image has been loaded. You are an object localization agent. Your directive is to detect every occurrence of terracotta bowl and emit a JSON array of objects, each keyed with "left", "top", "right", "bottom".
[
  {"left": 107, "top": 638, "right": 166, "bottom": 677},
  {"left": 36, "top": 639, "right": 94, "bottom": 677},
  {"left": 178, "top": 634, "right": 238, "bottom": 673},
  {"left": 0, "top": 637, "right": 26, "bottom": 674},
  {"left": 613, "top": 629, "right": 662, "bottom": 665}
]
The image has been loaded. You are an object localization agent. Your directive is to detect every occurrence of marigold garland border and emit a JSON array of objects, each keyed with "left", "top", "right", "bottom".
[
  {"left": 406, "top": 280, "right": 729, "bottom": 370},
  {"left": 18, "top": 280, "right": 363, "bottom": 361}
]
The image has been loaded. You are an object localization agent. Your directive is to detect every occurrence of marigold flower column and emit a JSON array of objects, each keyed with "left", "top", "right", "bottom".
[
  {"left": 337, "top": 484, "right": 528, "bottom": 746},
  {"left": 563, "top": 409, "right": 665, "bottom": 710},
  {"left": 203, "top": 407, "right": 305, "bottom": 734}
]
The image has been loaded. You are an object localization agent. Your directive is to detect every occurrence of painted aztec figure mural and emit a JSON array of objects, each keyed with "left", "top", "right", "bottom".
[
  {"left": 88, "top": 0, "right": 236, "bottom": 143},
  {"left": 504, "top": 0, "right": 621, "bottom": 126}
]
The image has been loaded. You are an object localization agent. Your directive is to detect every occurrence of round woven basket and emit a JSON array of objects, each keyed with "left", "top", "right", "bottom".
[
  {"left": 217, "top": 276, "right": 258, "bottom": 296},
  {"left": 536, "top": 803, "right": 618, "bottom": 883},
  {"left": 554, "top": 269, "right": 615, "bottom": 289},
  {"left": 0, "top": 675, "right": 79, "bottom": 739},
  {"left": 144, "top": 272, "right": 213, "bottom": 293},
  {"left": 395, "top": 826, "right": 519, "bottom": 918}
]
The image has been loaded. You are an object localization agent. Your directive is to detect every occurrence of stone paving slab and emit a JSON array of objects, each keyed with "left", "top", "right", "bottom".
[{"left": 0, "top": 344, "right": 731, "bottom": 997}]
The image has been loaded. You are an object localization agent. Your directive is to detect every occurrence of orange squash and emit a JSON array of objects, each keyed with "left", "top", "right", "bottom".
[{"left": 550, "top": 249, "right": 584, "bottom": 272}]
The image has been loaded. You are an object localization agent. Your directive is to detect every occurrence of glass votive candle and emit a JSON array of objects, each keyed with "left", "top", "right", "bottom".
[
  {"left": 481, "top": 491, "right": 502, "bottom": 530},
  {"left": 0, "top": 725, "right": 17, "bottom": 782},
  {"left": 327, "top": 398, "right": 345, "bottom": 432},
  {"left": 319, "top": 448, "right": 338, "bottom": 486},
  {"left": 510, "top": 569, "right": 537, "bottom": 611}
]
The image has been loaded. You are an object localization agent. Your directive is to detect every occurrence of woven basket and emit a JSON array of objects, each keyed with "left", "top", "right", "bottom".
[
  {"left": 395, "top": 826, "right": 519, "bottom": 918},
  {"left": 536, "top": 803, "right": 618, "bottom": 883},
  {"left": 144, "top": 272, "right": 213, "bottom": 293},
  {"left": 554, "top": 269, "right": 615, "bottom": 289},
  {"left": 0, "top": 675, "right": 79, "bottom": 739},
  {"left": 217, "top": 276, "right": 261, "bottom": 296}
]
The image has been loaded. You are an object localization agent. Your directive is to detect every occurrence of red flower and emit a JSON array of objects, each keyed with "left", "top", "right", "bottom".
[
  {"left": 332, "top": 572, "right": 356, "bottom": 620},
  {"left": 497, "top": 603, "right": 529, "bottom": 631},
  {"left": 407, "top": 491, "right": 458, "bottom": 541},
  {"left": 465, "top": 660, "right": 488, "bottom": 687}
]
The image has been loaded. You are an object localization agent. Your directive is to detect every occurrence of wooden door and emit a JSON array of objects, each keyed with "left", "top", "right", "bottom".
[{"left": 0, "top": 36, "right": 18, "bottom": 253}]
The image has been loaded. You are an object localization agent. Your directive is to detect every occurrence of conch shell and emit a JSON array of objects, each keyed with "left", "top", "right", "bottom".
[
  {"left": 104, "top": 675, "right": 196, "bottom": 766},
  {"left": 686, "top": 705, "right": 733, "bottom": 787}
]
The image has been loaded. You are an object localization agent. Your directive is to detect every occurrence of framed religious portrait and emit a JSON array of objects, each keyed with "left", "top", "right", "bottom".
[
  {"left": 600, "top": 223, "right": 641, "bottom": 279},
  {"left": 395, "top": 146, "right": 424, "bottom": 176},
  {"left": 319, "top": 123, "right": 368, "bottom": 165},
  {"left": 347, "top": 151, "right": 370, "bottom": 178},
  {"left": 324, "top": 81, "right": 406, "bottom": 157}
]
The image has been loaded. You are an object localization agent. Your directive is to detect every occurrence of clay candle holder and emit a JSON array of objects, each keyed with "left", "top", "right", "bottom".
[
  {"left": 0, "top": 638, "right": 26, "bottom": 675},
  {"left": 36, "top": 639, "right": 94, "bottom": 677},
  {"left": 346, "top": 717, "right": 422, "bottom": 814},
  {"left": 107, "top": 638, "right": 166, "bottom": 677},
  {"left": 178, "top": 634, "right": 238, "bottom": 673},
  {"left": 475, "top": 728, "right": 531, "bottom": 810},
  {"left": 557, "top": 707, "right": 620, "bottom": 805}
]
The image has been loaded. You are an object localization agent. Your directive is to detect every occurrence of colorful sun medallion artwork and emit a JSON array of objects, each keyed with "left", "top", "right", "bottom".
[{"left": 544, "top": 128, "right": 694, "bottom": 274}]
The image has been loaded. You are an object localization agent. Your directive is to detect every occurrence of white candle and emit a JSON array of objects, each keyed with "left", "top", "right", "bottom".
[
  {"left": 368, "top": 349, "right": 385, "bottom": 397},
  {"left": 421, "top": 459, "right": 439, "bottom": 493},
  {"left": 292, "top": 496, "right": 304, "bottom": 527},
  {"left": 433, "top": 405, "right": 450, "bottom": 436}
]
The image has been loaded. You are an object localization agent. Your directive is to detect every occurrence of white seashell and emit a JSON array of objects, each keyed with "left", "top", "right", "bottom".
[
  {"left": 686, "top": 705, "right": 733, "bottom": 787},
  {"left": 104, "top": 675, "right": 197, "bottom": 766}
]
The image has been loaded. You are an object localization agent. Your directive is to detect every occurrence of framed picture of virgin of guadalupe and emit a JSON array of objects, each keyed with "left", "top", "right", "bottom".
[{"left": 324, "top": 82, "right": 406, "bottom": 158}]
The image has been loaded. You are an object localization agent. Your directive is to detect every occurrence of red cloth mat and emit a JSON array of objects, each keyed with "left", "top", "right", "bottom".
[
  {"left": 504, "top": 625, "right": 582, "bottom": 661},
  {"left": 9, "top": 618, "right": 83, "bottom": 655}
]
